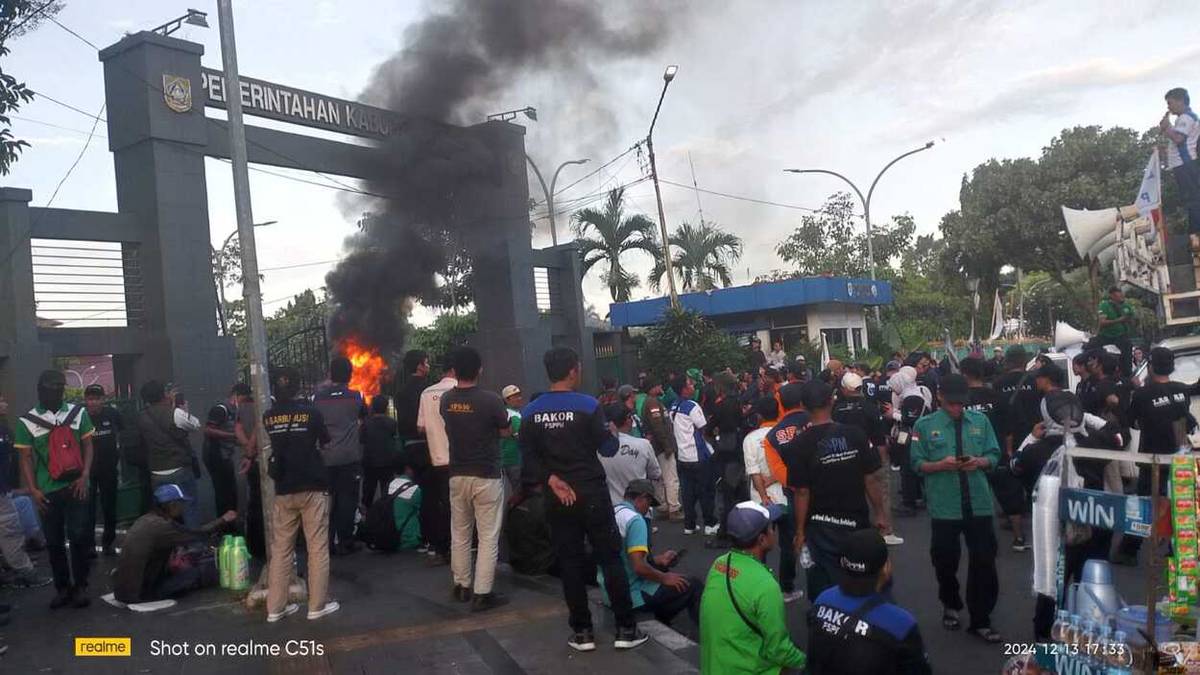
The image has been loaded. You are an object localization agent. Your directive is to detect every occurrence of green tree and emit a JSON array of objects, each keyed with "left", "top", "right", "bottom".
[
  {"left": 775, "top": 192, "right": 916, "bottom": 278},
  {"left": 572, "top": 187, "right": 660, "bottom": 303},
  {"left": 407, "top": 312, "right": 478, "bottom": 369},
  {"left": 640, "top": 307, "right": 746, "bottom": 377},
  {"left": 1, "top": 1, "right": 64, "bottom": 174},
  {"left": 650, "top": 221, "right": 743, "bottom": 293}
]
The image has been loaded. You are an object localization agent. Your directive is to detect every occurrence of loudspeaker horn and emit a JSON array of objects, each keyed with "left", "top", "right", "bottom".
[
  {"left": 1062, "top": 206, "right": 1119, "bottom": 260},
  {"left": 1054, "top": 321, "right": 1089, "bottom": 350}
]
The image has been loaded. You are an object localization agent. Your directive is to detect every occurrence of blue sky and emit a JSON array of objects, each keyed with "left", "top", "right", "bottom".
[{"left": 5, "top": 0, "right": 1195, "bottom": 325}]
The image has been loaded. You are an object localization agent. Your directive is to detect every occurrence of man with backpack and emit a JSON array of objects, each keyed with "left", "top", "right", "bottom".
[
  {"left": 360, "top": 471, "right": 422, "bottom": 553},
  {"left": 13, "top": 370, "right": 96, "bottom": 609}
]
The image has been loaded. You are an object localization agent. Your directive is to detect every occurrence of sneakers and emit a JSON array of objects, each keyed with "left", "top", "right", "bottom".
[
  {"left": 883, "top": 534, "right": 905, "bottom": 546},
  {"left": 614, "top": 626, "right": 650, "bottom": 650},
  {"left": 307, "top": 601, "right": 340, "bottom": 620},
  {"left": 1011, "top": 537, "right": 1030, "bottom": 552},
  {"left": 703, "top": 524, "right": 720, "bottom": 536},
  {"left": 6, "top": 569, "right": 51, "bottom": 589},
  {"left": 682, "top": 527, "right": 696, "bottom": 535},
  {"left": 49, "top": 588, "right": 72, "bottom": 610},
  {"left": 567, "top": 629, "right": 597, "bottom": 652},
  {"left": 782, "top": 589, "right": 805, "bottom": 604},
  {"left": 470, "top": 593, "right": 509, "bottom": 613},
  {"left": 452, "top": 585, "right": 473, "bottom": 603},
  {"left": 267, "top": 603, "right": 300, "bottom": 623}
]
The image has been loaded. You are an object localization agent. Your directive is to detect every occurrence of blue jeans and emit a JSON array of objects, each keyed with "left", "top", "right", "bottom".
[
  {"left": 151, "top": 470, "right": 200, "bottom": 529},
  {"left": 43, "top": 487, "right": 92, "bottom": 591},
  {"left": 677, "top": 460, "right": 716, "bottom": 530}
]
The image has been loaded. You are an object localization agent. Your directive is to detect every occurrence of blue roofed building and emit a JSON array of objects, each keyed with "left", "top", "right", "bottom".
[{"left": 608, "top": 276, "right": 893, "bottom": 355}]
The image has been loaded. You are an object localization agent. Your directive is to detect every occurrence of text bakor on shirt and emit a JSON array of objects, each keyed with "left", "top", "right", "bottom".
[
  {"left": 784, "top": 422, "right": 879, "bottom": 529},
  {"left": 518, "top": 391, "right": 611, "bottom": 491}
]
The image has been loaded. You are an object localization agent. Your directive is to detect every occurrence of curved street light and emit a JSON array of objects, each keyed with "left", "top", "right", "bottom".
[
  {"left": 785, "top": 141, "right": 936, "bottom": 321},
  {"left": 527, "top": 157, "right": 589, "bottom": 246},
  {"left": 214, "top": 220, "right": 277, "bottom": 334}
]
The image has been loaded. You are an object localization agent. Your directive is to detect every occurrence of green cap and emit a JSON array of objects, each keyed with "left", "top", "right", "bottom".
[{"left": 1004, "top": 344, "right": 1028, "bottom": 360}]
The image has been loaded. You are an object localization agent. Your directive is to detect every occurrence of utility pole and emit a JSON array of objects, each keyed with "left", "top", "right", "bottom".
[
  {"left": 649, "top": 65, "right": 680, "bottom": 308},
  {"left": 216, "top": 0, "right": 275, "bottom": 569}
]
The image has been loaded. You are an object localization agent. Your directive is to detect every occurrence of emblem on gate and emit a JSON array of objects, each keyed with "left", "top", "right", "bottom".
[{"left": 162, "top": 74, "right": 192, "bottom": 113}]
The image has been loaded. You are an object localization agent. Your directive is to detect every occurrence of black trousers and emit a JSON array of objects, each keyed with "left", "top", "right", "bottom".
[
  {"left": 1174, "top": 162, "right": 1200, "bottom": 235},
  {"left": 44, "top": 487, "right": 91, "bottom": 591},
  {"left": 362, "top": 465, "right": 395, "bottom": 508},
  {"left": 245, "top": 461, "right": 265, "bottom": 559},
  {"left": 327, "top": 463, "right": 362, "bottom": 548},
  {"left": 642, "top": 576, "right": 704, "bottom": 625},
  {"left": 203, "top": 446, "right": 238, "bottom": 518},
  {"left": 89, "top": 453, "right": 119, "bottom": 549},
  {"left": 930, "top": 516, "right": 999, "bottom": 630},
  {"left": 714, "top": 455, "right": 749, "bottom": 539},
  {"left": 776, "top": 490, "right": 798, "bottom": 593},
  {"left": 677, "top": 460, "right": 716, "bottom": 529},
  {"left": 420, "top": 465, "right": 451, "bottom": 555},
  {"left": 892, "top": 441, "right": 923, "bottom": 506},
  {"left": 546, "top": 486, "right": 635, "bottom": 632}
]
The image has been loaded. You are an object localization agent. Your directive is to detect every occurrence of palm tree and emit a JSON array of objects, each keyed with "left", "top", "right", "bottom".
[
  {"left": 651, "top": 220, "right": 743, "bottom": 292},
  {"left": 572, "top": 187, "right": 660, "bottom": 302}
]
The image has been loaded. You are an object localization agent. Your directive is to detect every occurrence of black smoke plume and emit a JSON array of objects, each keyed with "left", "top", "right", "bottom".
[{"left": 326, "top": 0, "right": 679, "bottom": 354}]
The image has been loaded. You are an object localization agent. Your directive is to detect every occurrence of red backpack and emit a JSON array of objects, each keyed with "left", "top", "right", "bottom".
[{"left": 22, "top": 406, "right": 85, "bottom": 482}]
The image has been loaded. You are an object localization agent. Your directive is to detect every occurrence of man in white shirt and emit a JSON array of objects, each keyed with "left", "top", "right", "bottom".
[
  {"left": 598, "top": 404, "right": 661, "bottom": 506},
  {"left": 1162, "top": 87, "right": 1200, "bottom": 245},
  {"left": 767, "top": 341, "right": 787, "bottom": 369},
  {"left": 669, "top": 376, "right": 717, "bottom": 536},
  {"left": 742, "top": 397, "right": 801, "bottom": 602},
  {"left": 417, "top": 361, "right": 457, "bottom": 565}
]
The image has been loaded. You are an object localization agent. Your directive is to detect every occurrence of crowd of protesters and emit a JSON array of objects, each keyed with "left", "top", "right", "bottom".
[{"left": 0, "top": 287, "right": 1192, "bottom": 672}]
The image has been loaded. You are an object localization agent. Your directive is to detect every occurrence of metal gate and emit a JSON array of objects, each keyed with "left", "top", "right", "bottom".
[{"left": 267, "top": 323, "right": 328, "bottom": 396}]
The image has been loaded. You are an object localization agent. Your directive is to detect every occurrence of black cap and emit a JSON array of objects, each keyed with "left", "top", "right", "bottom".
[
  {"left": 1005, "top": 344, "right": 1029, "bottom": 362},
  {"left": 84, "top": 384, "right": 105, "bottom": 397},
  {"left": 37, "top": 370, "right": 65, "bottom": 388},
  {"left": 623, "top": 479, "right": 660, "bottom": 507},
  {"left": 779, "top": 382, "right": 804, "bottom": 410},
  {"left": 1150, "top": 346, "right": 1175, "bottom": 375},
  {"left": 838, "top": 529, "right": 889, "bottom": 594},
  {"left": 940, "top": 373, "right": 969, "bottom": 404},
  {"left": 800, "top": 380, "right": 834, "bottom": 410},
  {"left": 1035, "top": 363, "right": 1066, "bottom": 388}
]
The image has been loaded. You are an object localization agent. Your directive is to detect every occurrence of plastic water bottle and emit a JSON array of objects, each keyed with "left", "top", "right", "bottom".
[
  {"left": 1107, "top": 629, "right": 1133, "bottom": 674},
  {"left": 799, "top": 545, "right": 815, "bottom": 569},
  {"left": 218, "top": 535, "right": 233, "bottom": 589},
  {"left": 1050, "top": 609, "right": 1070, "bottom": 643},
  {"left": 229, "top": 536, "right": 250, "bottom": 591}
]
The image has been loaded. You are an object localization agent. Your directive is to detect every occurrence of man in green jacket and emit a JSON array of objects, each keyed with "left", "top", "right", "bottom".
[
  {"left": 910, "top": 374, "right": 1002, "bottom": 644},
  {"left": 700, "top": 501, "right": 806, "bottom": 674}
]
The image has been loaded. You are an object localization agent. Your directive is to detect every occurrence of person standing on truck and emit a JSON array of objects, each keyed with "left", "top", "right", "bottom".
[
  {"left": 1161, "top": 87, "right": 1200, "bottom": 246},
  {"left": 1093, "top": 287, "right": 1135, "bottom": 377}
]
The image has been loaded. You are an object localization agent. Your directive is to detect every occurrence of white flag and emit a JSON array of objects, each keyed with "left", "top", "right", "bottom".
[
  {"left": 820, "top": 331, "right": 830, "bottom": 370},
  {"left": 1134, "top": 148, "right": 1162, "bottom": 224},
  {"left": 987, "top": 290, "right": 1005, "bottom": 342}
]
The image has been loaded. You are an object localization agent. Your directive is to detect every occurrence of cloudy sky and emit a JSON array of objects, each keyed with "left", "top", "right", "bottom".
[{"left": 5, "top": 0, "right": 1192, "bottom": 326}]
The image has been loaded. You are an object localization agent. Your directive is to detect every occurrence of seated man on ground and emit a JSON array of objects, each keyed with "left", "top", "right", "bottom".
[
  {"left": 600, "top": 479, "right": 702, "bottom": 628},
  {"left": 112, "top": 484, "right": 236, "bottom": 605}
]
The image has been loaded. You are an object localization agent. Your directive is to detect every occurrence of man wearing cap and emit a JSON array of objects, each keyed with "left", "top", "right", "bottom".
[
  {"left": 910, "top": 373, "right": 1002, "bottom": 642},
  {"left": 834, "top": 372, "right": 901, "bottom": 546},
  {"left": 13, "top": 370, "right": 95, "bottom": 609},
  {"left": 781, "top": 381, "right": 886, "bottom": 600},
  {"left": 614, "top": 384, "right": 644, "bottom": 438},
  {"left": 700, "top": 501, "right": 807, "bottom": 674},
  {"left": 598, "top": 404, "right": 661, "bottom": 507},
  {"left": 806, "top": 529, "right": 932, "bottom": 674},
  {"left": 84, "top": 384, "right": 123, "bottom": 557},
  {"left": 634, "top": 376, "right": 679, "bottom": 519},
  {"left": 112, "top": 484, "right": 236, "bottom": 605},
  {"left": 601, "top": 479, "right": 700, "bottom": 627},
  {"left": 500, "top": 385, "right": 524, "bottom": 497},
  {"left": 743, "top": 397, "right": 801, "bottom": 603}
]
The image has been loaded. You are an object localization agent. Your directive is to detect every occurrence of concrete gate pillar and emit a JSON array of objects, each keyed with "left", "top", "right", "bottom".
[
  {"left": 0, "top": 189, "right": 53, "bottom": 412},
  {"left": 98, "top": 32, "right": 234, "bottom": 406}
]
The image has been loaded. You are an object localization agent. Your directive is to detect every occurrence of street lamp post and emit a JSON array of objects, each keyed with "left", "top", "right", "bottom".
[
  {"left": 151, "top": 8, "right": 209, "bottom": 36},
  {"left": 785, "top": 141, "right": 936, "bottom": 322},
  {"left": 527, "top": 157, "right": 589, "bottom": 246},
  {"left": 648, "top": 65, "right": 680, "bottom": 309},
  {"left": 213, "top": 220, "right": 276, "bottom": 335}
]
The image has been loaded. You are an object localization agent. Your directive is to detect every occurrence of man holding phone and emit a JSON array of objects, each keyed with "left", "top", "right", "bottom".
[{"left": 600, "top": 479, "right": 703, "bottom": 628}]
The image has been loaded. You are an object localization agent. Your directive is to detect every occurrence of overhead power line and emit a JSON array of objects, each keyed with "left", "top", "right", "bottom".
[{"left": 658, "top": 178, "right": 820, "bottom": 212}]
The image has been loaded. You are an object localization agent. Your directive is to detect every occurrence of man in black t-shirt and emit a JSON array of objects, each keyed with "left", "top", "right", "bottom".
[
  {"left": 440, "top": 346, "right": 511, "bottom": 612},
  {"left": 993, "top": 346, "right": 1040, "bottom": 457},
  {"left": 1116, "top": 347, "right": 1196, "bottom": 564},
  {"left": 84, "top": 384, "right": 123, "bottom": 556},
  {"left": 262, "top": 367, "right": 339, "bottom": 624},
  {"left": 519, "top": 347, "right": 649, "bottom": 653},
  {"left": 395, "top": 350, "right": 430, "bottom": 470},
  {"left": 781, "top": 381, "right": 885, "bottom": 600},
  {"left": 203, "top": 383, "right": 250, "bottom": 522},
  {"left": 961, "top": 358, "right": 1027, "bottom": 551},
  {"left": 833, "top": 372, "right": 899, "bottom": 545}
]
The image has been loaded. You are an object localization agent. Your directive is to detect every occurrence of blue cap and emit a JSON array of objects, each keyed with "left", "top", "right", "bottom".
[
  {"left": 153, "top": 484, "right": 192, "bottom": 504},
  {"left": 726, "top": 501, "right": 785, "bottom": 543}
]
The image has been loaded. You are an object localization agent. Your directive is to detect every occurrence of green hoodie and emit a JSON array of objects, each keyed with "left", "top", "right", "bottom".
[{"left": 700, "top": 549, "right": 806, "bottom": 674}]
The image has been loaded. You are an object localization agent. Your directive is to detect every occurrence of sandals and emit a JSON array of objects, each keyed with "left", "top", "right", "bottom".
[
  {"left": 942, "top": 610, "right": 961, "bottom": 631},
  {"left": 967, "top": 626, "right": 1002, "bottom": 643}
]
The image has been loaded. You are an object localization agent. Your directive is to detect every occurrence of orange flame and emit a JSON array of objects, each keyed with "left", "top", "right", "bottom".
[{"left": 338, "top": 336, "right": 386, "bottom": 403}]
